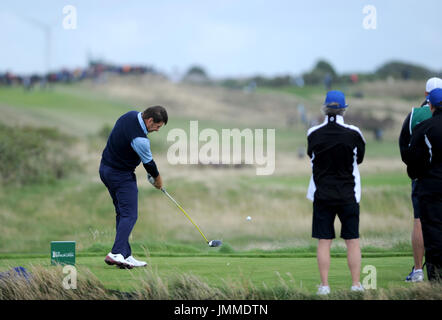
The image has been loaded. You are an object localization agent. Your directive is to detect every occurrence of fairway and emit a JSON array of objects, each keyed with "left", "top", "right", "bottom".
[{"left": 0, "top": 253, "right": 414, "bottom": 294}]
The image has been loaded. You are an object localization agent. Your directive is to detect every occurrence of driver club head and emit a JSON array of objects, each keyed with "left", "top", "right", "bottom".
[{"left": 208, "top": 240, "right": 222, "bottom": 247}]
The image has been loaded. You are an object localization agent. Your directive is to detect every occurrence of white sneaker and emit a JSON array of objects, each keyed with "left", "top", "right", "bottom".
[
  {"left": 410, "top": 269, "right": 424, "bottom": 282},
  {"left": 126, "top": 255, "right": 147, "bottom": 267},
  {"left": 405, "top": 267, "right": 424, "bottom": 282},
  {"left": 104, "top": 253, "right": 134, "bottom": 269},
  {"left": 351, "top": 283, "right": 365, "bottom": 292},
  {"left": 317, "top": 285, "right": 331, "bottom": 295}
]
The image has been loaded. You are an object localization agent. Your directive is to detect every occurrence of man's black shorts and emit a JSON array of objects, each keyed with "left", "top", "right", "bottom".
[{"left": 312, "top": 200, "right": 360, "bottom": 239}]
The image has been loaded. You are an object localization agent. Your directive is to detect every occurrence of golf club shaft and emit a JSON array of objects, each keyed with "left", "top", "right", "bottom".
[{"left": 161, "top": 188, "right": 209, "bottom": 243}]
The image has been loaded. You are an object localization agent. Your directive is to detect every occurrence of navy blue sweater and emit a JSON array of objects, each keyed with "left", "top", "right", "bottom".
[{"left": 101, "top": 111, "right": 146, "bottom": 172}]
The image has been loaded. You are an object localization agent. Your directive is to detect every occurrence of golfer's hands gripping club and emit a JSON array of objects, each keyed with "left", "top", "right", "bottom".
[{"left": 147, "top": 173, "right": 163, "bottom": 190}]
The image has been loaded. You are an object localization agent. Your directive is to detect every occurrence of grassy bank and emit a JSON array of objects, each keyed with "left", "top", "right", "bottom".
[{"left": 0, "top": 170, "right": 412, "bottom": 254}]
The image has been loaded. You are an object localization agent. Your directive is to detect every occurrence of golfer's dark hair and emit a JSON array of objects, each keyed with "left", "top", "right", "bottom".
[{"left": 142, "top": 106, "right": 168, "bottom": 125}]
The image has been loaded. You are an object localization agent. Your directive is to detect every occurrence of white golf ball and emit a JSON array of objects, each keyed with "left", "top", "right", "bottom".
[{"left": 246, "top": 216, "right": 252, "bottom": 221}]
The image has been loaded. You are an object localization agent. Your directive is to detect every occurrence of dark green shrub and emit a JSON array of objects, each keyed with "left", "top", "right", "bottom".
[
  {"left": 0, "top": 123, "right": 81, "bottom": 186},
  {"left": 97, "top": 123, "right": 113, "bottom": 140}
]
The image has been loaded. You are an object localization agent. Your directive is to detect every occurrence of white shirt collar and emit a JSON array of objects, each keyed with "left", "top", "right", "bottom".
[{"left": 325, "top": 114, "right": 344, "bottom": 125}]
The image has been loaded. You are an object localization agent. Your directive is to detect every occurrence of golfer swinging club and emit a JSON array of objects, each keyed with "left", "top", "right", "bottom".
[
  {"left": 99, "top": 106, "right": 167, "bottom": 269},
  {"left": 306, "top": 91, "right": 365, "bottom": 294}
]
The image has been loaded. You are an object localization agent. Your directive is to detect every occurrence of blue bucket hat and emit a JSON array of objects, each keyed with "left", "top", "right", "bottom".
[
  {"left": 324, "top": 90, "right": 348, "bottom": 109},
  {"left": 429, "top": 88, "right": 442, "bottom": 108}
]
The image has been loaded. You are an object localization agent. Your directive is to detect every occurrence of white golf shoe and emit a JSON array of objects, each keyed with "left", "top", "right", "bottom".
[
  {"left": 317, "top": 285, "right": 331, "bottom": 295},
  {"left": 405, "top": 267, "right": 424, "bottom": 282},
  {"left": 126, "top": 255, "right": 148, "bottom": 267},
  {"left": 351, "top": 283, "right": 365, "bottom": 292},
  {"left": 105, "top": 253, "right": 134, "bottom": 269}
]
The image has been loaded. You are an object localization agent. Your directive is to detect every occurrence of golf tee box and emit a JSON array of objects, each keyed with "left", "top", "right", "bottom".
[{"left": 51, "top": 241, "right": 76, "bottom": 265}]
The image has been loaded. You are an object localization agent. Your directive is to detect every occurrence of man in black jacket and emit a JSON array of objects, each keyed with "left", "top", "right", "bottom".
[
  {"left": 307, "top": 90, "right": 366, "bottom": 294},
  {"left": 407, "top": 88, "right": 442, "bottom": 281},
  {"left": 399, "top": 77, "right": 442, "bottom": 282}
]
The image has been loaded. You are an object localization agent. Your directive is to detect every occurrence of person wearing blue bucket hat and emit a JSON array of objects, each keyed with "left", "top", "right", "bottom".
[
  {"left": 307, "top": 90, "right": 366, "bottom": 294},
  {"left": 407, "top": 88, "right": 442, "bottom": 281}
]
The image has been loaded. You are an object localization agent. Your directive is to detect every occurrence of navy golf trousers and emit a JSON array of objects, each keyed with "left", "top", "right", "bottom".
[{"left": 99, "top": 163, "right": 138, "bottom": 258}]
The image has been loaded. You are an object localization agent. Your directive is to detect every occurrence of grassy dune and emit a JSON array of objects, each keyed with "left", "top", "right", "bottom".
[{"left": 0, "top": 163, "right": 413, "bottom": 253}]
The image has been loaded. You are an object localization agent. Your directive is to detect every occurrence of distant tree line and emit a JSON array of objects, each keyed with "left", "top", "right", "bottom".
[
  {"left": 218, "top": 60, "right": 442, "bottom": 89},
  {"left": 2, "top": 59, "right": 441, "bottom": 90}
]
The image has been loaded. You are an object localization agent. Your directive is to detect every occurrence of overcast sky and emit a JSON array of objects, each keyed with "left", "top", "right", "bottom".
[{"left": 1, "top": 0, "right": 441, "bottom": 77}]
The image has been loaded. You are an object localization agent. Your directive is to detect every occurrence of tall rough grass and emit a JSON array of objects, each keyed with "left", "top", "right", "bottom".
[
  {"left": 1, "top": 265, "right": 441, "bottom": 300},
  {"left": 0, "top": 265, "right": 116, "bottom": 300}
]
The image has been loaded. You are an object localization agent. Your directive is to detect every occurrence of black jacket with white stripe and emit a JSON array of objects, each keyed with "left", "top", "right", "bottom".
[
  {"left": 307, "top": 115, "right": 366, "bottom": 205},
  {"left": 407, "top": 109, "right": 442, "bottom": 196}
]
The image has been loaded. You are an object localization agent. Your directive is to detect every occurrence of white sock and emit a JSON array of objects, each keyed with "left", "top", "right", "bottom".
[{"left": 414, "top": 269, "right": 422, "bottom": 272}]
